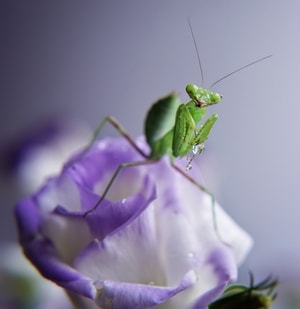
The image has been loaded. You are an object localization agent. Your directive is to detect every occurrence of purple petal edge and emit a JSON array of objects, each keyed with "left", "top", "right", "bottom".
[
  {"left": 190, "top": 247, "right": 237, "bottom": 309},
  {"left": 15, "top": 198, "right": 96, "bottom": 299},
  {"left": 15, "top": 198, "right": 42, "bottom": 243},
  {"left": 94, "top": 271, "right": 196, "bottom": 309}
]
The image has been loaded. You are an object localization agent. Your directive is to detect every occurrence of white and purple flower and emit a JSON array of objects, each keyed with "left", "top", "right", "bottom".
[{"left": 15, "top": 136, "right": 252, "bottom": 309}]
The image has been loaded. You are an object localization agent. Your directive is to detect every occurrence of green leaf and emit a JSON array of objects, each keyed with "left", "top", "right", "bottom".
[{"left": 209, "top": 274, "right": 278, "bottom": 309}]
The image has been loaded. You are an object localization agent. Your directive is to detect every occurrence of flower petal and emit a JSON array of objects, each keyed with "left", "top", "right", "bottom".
[
  {"left": 23, "top": 238, "right": 96, "bottom": 299},
  {"left": 65, "top": 137, "right": 145, "bottom": 192},
  {"left": 15, "top": 197, "right": 42, "bottom": 243},
  {"left": 15, "top": 198, "right": 96, "bottom": 299},
  {"left": 93, "top": 271, "right": 196, "bottom": 309},
  {"left": 73, "top": 210, "right": 162, "bottom": 286},
  {"left": 85, "top": 175, "right": 156, "bottom": 239},
  {"left": 54, "top": 173, "right": 156, "bottom": 241}
]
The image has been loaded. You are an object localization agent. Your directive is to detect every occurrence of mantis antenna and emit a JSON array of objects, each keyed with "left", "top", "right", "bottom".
[
  {"left": 188, "top": 19, "right": 271, "bottom": 90},
  {"left": 210, "top": 54, "right": 272, "bottom": 89},
  {"left": 188, "top": 18, "right": 205, "bottom": 86}
]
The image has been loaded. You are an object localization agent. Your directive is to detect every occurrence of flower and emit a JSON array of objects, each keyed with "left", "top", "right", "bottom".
[{"left": 15, "top": 136, "right": 252, "bottom": 309}]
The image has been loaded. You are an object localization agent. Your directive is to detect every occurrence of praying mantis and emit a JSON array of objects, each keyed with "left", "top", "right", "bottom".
[
  {"left": 80, "top": 23, "right": 271, "bottom": 242},
  {"left": 83, "top": 86, "right": 221, "bottom": 216}
]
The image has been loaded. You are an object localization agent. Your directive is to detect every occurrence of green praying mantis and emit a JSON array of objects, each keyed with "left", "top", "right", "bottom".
[{"left": 81, "top": 23, "right": 271, "bottom": 242}]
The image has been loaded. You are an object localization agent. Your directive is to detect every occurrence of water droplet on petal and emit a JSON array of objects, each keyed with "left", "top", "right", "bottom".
[
  {"left": 148, "top": 281, "right": 155, "bottom": 286},
  {"left": 121, "top": 198, "right": 127, "bottom": 204}
]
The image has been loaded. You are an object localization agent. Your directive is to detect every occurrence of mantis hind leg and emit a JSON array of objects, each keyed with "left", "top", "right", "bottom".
[
  {"left": 83, "top": 158, "right": 158, "bottom": 217},
  {"left": 80, "top": 116, "right": 148, "bottom": 160},
  {"left": 170, "top": 162, "right": 230, "bottom": 246},
  {"left": 73, "top": 116, "right": 151, "bottom": 217}
]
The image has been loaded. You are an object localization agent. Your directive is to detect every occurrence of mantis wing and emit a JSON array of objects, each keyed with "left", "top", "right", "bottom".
[{"left": 144, "top": 93, "right": 180, "bottom": 159}]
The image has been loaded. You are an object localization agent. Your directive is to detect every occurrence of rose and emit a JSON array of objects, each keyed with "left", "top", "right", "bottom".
[{"left": 15, "top": 136, "right": 252, "bottom": 309}]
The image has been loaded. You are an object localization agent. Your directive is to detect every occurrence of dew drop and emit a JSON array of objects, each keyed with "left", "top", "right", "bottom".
[
  {"left": 192, "top": 143, "right": 205, "bottom": 155},
  {"left": 121, "top": 198, "right": 127, "bottom": 204},
  {"left": 186, "top": 143, "right": 205, "bottom": 170}
]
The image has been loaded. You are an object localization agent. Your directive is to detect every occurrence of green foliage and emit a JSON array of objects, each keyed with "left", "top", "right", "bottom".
[{"left": 209, "top": 274, "right": 278, "bottom": 309}]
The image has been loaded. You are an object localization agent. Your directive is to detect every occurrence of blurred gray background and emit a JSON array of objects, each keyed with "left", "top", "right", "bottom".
[{"left": 1, "top": 0, "right": 299, "bottom": 307}]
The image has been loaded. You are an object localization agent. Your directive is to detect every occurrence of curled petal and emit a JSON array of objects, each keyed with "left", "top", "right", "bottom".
[
  {"left": 55, "top": 175, "right": 156, "bottom": 240},
  {"left": 94, "top": 271, "right": 196, "bottom": 309},
  {"left": 15, "top": 197, "right": 96, "bottom": 298}
]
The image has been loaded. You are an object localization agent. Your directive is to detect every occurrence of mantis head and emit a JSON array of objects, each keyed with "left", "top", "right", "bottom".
[{"left": 186, "top": 84, "right": 222, "bottom": 108}]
